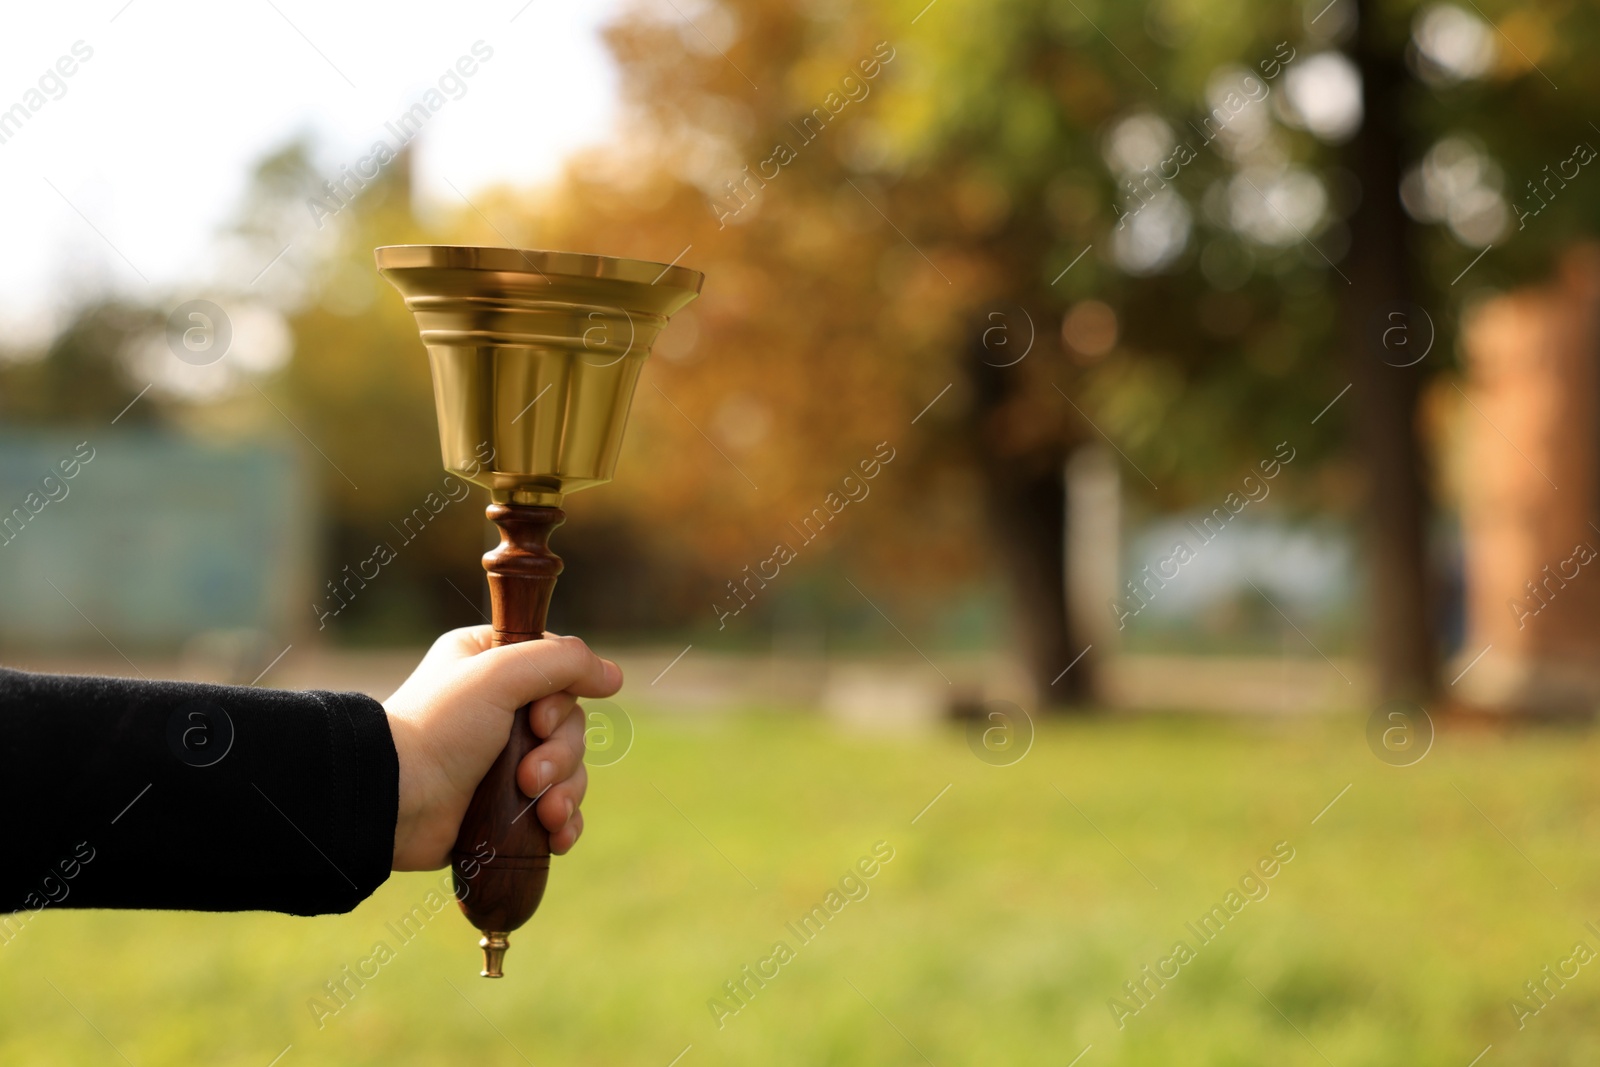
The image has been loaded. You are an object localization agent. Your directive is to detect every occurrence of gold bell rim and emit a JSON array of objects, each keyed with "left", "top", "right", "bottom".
[{"left": 374, "top": 244, "right": 704, "bottom": 293}]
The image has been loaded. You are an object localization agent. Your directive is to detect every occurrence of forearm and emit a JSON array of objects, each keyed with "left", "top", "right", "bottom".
[{"left": 0, "top": 667, "right": 397, "bottom": 918}]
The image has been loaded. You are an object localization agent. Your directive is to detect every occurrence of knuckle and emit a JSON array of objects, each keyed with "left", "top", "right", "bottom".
[{"left": 557, "top": 634, "right": 595, "bottom": 661}]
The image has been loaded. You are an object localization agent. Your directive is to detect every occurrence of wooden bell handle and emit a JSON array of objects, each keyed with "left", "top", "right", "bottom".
[{"left": 452, "top": 503, "right": 565, "bottom": 977}]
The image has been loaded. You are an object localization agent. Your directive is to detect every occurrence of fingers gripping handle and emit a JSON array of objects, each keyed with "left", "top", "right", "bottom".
[{"left": 452, "top": 504, "right": 565, "bottom": 977}]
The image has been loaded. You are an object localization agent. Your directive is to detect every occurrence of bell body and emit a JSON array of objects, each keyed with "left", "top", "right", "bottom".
[{"left": 377, "top": 244, "right": 704, "bottom": 505}]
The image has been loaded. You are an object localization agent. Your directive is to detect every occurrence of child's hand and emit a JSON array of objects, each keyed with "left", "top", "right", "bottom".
[{"left": 382, "top": 626, "right": 622, "bottom": 871}]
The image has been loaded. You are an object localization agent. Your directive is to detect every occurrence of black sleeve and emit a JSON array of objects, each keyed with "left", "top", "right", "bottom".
[{"left": 0, "top": 667, "right": 398, "bottom": 918}]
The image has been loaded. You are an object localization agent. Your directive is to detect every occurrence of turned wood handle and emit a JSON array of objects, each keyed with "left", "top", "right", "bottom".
[{"left": 452, "top": 503, "right": 565, "bottom": 977}]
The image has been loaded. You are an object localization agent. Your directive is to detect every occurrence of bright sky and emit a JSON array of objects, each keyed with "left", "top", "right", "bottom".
[{"left": 0, "top": 0, "right": 623, "bottom": 344}]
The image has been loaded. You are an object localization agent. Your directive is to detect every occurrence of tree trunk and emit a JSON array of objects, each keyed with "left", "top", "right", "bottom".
[
  {"left": 1342, "top": 0, "right": 1438, "bottom": 703},
  {"left": 964, "top": 330, "right": 1097, "bottom": 709}
]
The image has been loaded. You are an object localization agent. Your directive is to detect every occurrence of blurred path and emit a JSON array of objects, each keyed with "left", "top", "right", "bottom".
[{"left": 3, "top": 647, "right": 1366, "bottom": 723}]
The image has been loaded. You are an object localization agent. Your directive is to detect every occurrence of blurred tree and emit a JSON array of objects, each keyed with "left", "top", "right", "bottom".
[
  {"left": 462, "top": 0, "right": 1351, "bottom": 708},
  {"left": 1342, "top": 0, "right": 1437, "bottom": 702},
  {"left": 494, "top": 0, "right": 1600, "bottom": 709},
  {"left": 0, "top": 302, "right": 158, "bottom": 426},
  {"left": 1311, "top": 0, "right": 1600, "bottom": 703}
]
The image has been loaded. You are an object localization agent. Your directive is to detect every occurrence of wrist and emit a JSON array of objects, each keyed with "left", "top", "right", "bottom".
[{"left": 386, "top": 710, "right": 428, "bottom": 870}]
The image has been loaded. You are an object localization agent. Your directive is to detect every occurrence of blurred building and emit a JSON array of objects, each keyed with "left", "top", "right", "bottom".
[
  {"left": 0, "top": 431, "right": 311, "bottom": 665},
  {"left": 1457, "top": 247, "right": 1600, "bottom": 715}
]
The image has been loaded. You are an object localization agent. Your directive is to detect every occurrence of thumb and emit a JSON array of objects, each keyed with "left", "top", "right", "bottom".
[{"left": 460, "top": 633, "right": 622, "bottom": 710}]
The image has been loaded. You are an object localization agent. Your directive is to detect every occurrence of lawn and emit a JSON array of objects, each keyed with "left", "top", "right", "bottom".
[{"left": 5, "top": 707, "right": 1600, "bottom": 1066}]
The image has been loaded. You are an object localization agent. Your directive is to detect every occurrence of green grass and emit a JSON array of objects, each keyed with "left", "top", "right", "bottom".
[{"left": 7, "top": 709, "right": 1600, "bottom": 1065}]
